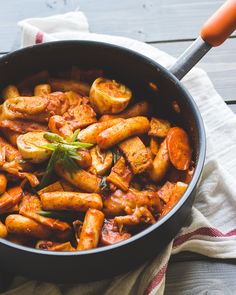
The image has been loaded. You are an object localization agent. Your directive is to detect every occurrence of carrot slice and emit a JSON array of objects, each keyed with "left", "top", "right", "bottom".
[{"left": 166, "top": 127, "right": 192, "bottom": 170}]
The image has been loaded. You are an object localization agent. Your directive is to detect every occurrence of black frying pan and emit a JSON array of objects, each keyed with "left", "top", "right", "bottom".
[{"left": 0, "top": 0, "right": 235, "bottom": 283}]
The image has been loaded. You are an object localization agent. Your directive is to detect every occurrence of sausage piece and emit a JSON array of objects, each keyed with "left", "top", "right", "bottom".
[
  {"left": 100, "top": 219, "right": 131, "bottom": 246},
  {"left": 77, "top": 209, "right": 104, "bottom": 250},
  {"left": 97, "top": 116, "right": 150, "bottom": 149},
  {"left": 166, "top": 127, "right": 192, "bottom": 170},
  {"left": 40, "top": 192, "right": 103, "bottom": 212},
  {"left": 77, "top": 118, "right": 124, "bottom": 144}
]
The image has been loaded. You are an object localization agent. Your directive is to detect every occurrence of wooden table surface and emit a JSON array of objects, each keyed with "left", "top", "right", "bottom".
[{"left": 0, "top": 0, "right": 236, "bottom": 294}]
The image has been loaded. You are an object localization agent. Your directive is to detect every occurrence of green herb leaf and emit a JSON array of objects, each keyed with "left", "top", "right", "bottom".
[
  {"left": 38, "top": 148, "right": 62, "bottom": 189},
  {"left": 112, "top": 147, "right": 121, "bottom": 164},
  {"left": 69, "top": 129, "right": 80, "bottom": 143},
  {"left": 44, "top": 132, "right": 66, "bottom": 144},
  {"left": 38, "top": 131, "right": 93, "bottom": 189},
  {"left": 100, "top": 176, "right": 110, "bottom": 193},
  {"left": 37, "top": 210, "right": 68, "bottom": 219}
]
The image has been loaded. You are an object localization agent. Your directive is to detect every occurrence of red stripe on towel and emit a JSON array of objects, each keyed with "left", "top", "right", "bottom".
[
  {"left": 173, "top": 227, "right": 236, "bottom": 248},
  {"left": 35, "top": 32, "right": 43, "bottom": 44},
  {"left": 144, "top": 227, "right": 236, "bottom": 294},
  {"left": 143, "top": 263, "right": 168, "bottom": 295}
]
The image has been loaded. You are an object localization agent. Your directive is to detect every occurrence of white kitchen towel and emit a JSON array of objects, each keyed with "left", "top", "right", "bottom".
[{"left": 10, "top": 11, "right": 236, "bottom": 295}]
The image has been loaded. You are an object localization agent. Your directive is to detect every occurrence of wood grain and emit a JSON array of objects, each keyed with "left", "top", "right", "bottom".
[
  {"left": 165, "top": 260, "right": 236, "bottom": 294},
  {"left": 79, "top": 0, "right": 230, "bottom": 43},
  {"left": 0, "top": 0, "right": 231, "bottom": 52},
  {"left": 0, "top": 0, "right": 80, "bottom": 52}
]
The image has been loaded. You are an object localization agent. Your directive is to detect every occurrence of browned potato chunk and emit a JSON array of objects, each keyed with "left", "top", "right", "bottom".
[
  {"left": 77, "top": 118, "right": 124, "bottom": 144},
  {"left": 148, "top": 118, "right": 171, "bottom": 138},
  {"left": 149, "top": 139, "right": 171, "bottom": 182},
  {"left": 106, "top": 156, "right": 132, "bottom": 191},
  {"left": 40, "top": 192, "right": 103, "bottom": 212},
  {"left": 77, "top": 208, "right": 104, "bottom": 250},
  {"left": 119, "top": 136, "right": 152, "bottom": 174},
  {"left": 99, "top": 101, "right": 150, "bottom": 122},
  {"left": 97, "top": 116, "right": 150, "bottom": 149},
  {"left": 2, "top": 85, "right": 20, "bottom": 100}
]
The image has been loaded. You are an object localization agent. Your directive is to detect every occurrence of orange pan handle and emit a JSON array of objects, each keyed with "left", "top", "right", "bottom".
[{"left": 201, "top": 0, "right": 236, "bottom": 46}]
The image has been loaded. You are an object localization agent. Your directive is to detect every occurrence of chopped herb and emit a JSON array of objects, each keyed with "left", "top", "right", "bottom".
[
  {"left": 37, "top": 210, "right": 82, "bottom": 222},
  {"left": 100, "top": 176, "right": 110, "bottom": 193},
  {"left": 38, "top": 130, "right": 93, "bottom": 189},
  {"left": 112, "top": 147, "right": 121, "bottom": 165},
  {"left": 68, "top": 129, "right": 80, "bottom": 143},
  {"left": 37, "top": 210, "right": 66, "bottom": 219},
  {"left": 44, "top": 132, "right": 66, "bottom": 144}
]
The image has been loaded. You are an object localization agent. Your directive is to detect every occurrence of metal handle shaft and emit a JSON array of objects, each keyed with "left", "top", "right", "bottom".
[{"left": 169, "top": 37, "right": 211, "bottom": 80}]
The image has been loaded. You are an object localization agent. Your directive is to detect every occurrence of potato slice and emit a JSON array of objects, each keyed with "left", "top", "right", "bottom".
[
  {"left": 89, "top": 77, "right": 132, "bottom": 114},
  {"left": 17, "top": 131, "right": 51, "bottom": 163}
]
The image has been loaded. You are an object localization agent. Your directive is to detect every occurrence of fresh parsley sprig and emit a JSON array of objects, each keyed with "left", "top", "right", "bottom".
[{"left": 38, "top": 130, "right": 93, "bottom": 189}]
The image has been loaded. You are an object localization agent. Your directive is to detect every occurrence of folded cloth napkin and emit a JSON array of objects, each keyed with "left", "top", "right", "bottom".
[{"left": 10, "top": 11, "right": 236, "bottom": 295}]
